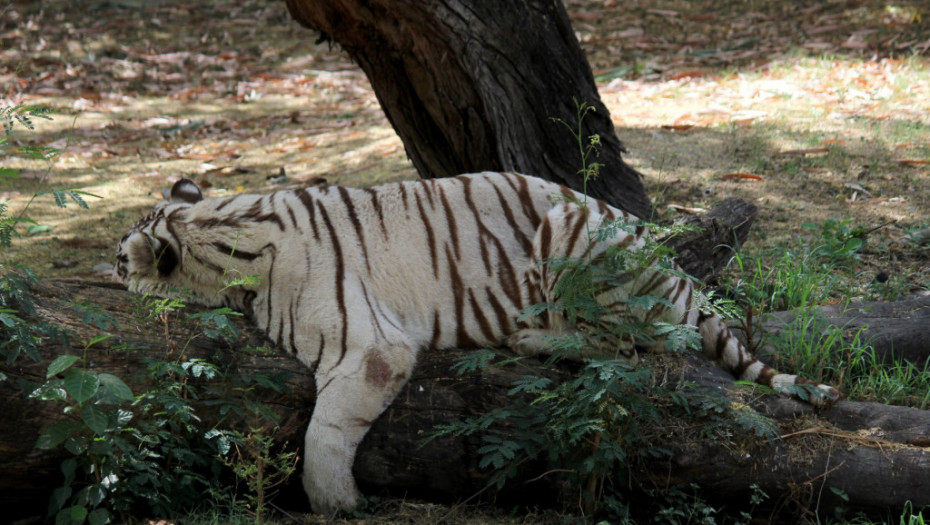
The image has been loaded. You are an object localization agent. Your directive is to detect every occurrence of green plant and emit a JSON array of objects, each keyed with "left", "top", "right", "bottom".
[
  {"left": 29, "top": 292, "right": 292, "bottom": 523},
  {"left": 802, "top": 219, "right": 866, "bottom": 265},
  {"left": 654, "top": 483, "right": 720, "bottom": 525},
  {"left": 1, "top": 104, "right": 295, "bottom": 523},
  {"left": 220, "top": 427, "right": 298, "bottom": 523},
  {"left": 0, "top": 267, "right": 71, "bottom": 373},
  {"left": 32, "top": 336, "right": 135, "bottom": 525},
  {"left": 187, "top": 307, "right": 243, "bottom": 341},
  {"left": 1, "top": 105, "right": 97, "bottom": 246},
  {"left": 0, "top": 105, "right": 98, "bottom": 374},
  {"left": 722, "top": 217, "right": 891, "bottom": 316},
  {"left": 433, "top": 352, "right": 661, "bottom": 519},
  {"left": 432, "top": 217, "right": 783, "bottom": 519},
  {"left": 898, "top": 502, "right": 927, "bottom": 525},
  {"left": 0, "top": 106, "right": 50, "bottom": 245},
  {"left": 551, "top": 98, "right": 604, "bottom": 207}
]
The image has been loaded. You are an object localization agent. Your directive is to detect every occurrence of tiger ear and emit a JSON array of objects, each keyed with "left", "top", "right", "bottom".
[
  {"left": 150, "top": 234, "right": 179, "bottom": 276},
  {"left": 170, "top": 179, "right": 203, "bottom": 204},
  {"left": 124, "top": 233, "right": 179, "bottom": 277}
]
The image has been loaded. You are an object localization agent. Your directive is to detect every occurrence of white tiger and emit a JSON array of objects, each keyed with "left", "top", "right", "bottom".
[{"left": 115, "top": 172, "right": 840, "bottom": 515}]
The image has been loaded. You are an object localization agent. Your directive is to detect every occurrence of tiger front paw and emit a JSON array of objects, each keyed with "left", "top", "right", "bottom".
[{"left": 304, "top": 464, "right": 360, "bottom": 517}]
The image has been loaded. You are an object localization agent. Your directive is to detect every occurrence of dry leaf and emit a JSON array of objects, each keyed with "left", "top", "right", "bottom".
[
  {"left": 843, "top": 183, "right": 872, "bottom": 197},
  {"left": 778, "top": 147, "right": 830, "bottom": 156},
  {"left": 669, "top": 70, "right": 707, "bottom": 81},
  {"left": 666, "top": 204, "right": 708, "bottom": 214},
  {"left": 720, "top": 173, "right": 764, "bottom": 181},
  {"left": 647, "top": 9, "right": 680, "bottom": 17}
]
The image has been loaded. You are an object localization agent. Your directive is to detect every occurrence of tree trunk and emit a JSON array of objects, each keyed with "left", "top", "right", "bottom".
[{"left": 284, "top": 0, "right": 653, "bottom": 219}]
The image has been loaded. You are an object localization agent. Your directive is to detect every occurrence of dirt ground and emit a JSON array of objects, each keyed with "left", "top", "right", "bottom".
[{"left": 1, "top": 0, "right": 929, "bottom": 522}]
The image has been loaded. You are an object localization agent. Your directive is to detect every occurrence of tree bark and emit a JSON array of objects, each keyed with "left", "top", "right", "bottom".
[
  {"left": 3, "top": 279, "right": 930, "bottom": 521},
  {"left": 664, "top": 197, "right": 758, "bottom": 284},
  {"left": 284, "top": 0, "right": 653, "bottom": 219}
]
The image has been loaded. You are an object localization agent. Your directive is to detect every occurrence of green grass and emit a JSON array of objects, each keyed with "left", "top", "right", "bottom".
[
  {"left": 727, "top": 244, "right": 841, "bottom": 312},
  {"left": 767, "top": 308, "right": 930, "bottom": 409}
]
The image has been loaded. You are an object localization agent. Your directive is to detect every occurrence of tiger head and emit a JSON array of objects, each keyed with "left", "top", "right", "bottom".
[{"left": 115, "top": 179, "right": 242, "bottom": 307}]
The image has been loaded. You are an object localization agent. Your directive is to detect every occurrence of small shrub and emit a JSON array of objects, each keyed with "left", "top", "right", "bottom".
[{"left": 34, "top": 301, "right": 292, "bottom": 524}]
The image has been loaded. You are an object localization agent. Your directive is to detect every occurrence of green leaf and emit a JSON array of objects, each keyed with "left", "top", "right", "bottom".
[
  {"left": 508, "top": 375, "right": 552, "bottom": 395},
  {"left": 48, "top": 486, "right": 72, "bottom": 515},
  {"left": 36, "top": 421, "right": 83, "bottom": 449},
  {"left": 64, "top": 369, "right": 99, "bottom": 404},
  {"left": 47, "top": 355, "right": 80, "bottom": 378},
  {"left": 88, "top": 508, "right": 110, "bottom": 525},
  {"left": 71, "top": 302, "right": 121, "bottom": 331},
  {"left": 829, "top": 486, "right": 850, "bottom": 502},
  {"left": 451, "top": 348, "right": 497, "bottom": 375},
  {"left": 67, "top": 191, "right": 88, "bottom": 209},
  {"left": 516, "top": 302, "right": 549, "bottom": 322},
  {"left": 28, "top": 380, "right": 67, "bottom": 402},
  {"left": 0, "top": 308, "right": 19, "bottom": 327},
  {"left": 69, "top": 505, "right": 88, "bottom": 522},
  {"left": 64, "top": 436, "right": 89, "bottom": 455},
  {"left": 204, "top": 429, "right": 232, "bottom": 455},
  {"left": 81, "top": 404, "right": 109, "bottom": 435},
  {"left": 96, "top": 373, "right": 134, "bottom": 403},
  {"left": 55, "top": 509, "right": 72, "bottom": 525},
  {"left": 0, "top": 167, "right": 18, "bottom": 182},
  {"left": 85, "top": 334, "right": 111, "bottom": 348},
  {"left": 61, "top": 458, "right": 78, "bottom": 486},
  {"left": 76, "top": 484, "right": 106, "bottom": 507},
  {"left": 115, "top": 409, "right": 132, "bottom": 426}
]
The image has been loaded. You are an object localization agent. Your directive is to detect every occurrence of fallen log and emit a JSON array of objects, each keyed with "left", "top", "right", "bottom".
[
  {"left": 761, "top": 294, "right": 930, "bottom": 366},
  {"left": 664, "top": 197, "right": 758, "bottom": 284}
]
